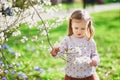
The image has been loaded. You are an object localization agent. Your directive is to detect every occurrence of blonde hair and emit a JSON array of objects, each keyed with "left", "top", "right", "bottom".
[{"left": 68, "top": 10, "right": 94, "bottom": 40}]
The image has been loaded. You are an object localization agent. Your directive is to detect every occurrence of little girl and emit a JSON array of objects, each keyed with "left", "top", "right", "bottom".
[{"left": 50, "top": 10, "right": 100, "bottom": 80}]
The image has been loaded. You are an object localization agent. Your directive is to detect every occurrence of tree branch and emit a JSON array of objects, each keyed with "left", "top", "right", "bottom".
[{"left": 29, "top": 0, "right": 53, "bottom": 49}]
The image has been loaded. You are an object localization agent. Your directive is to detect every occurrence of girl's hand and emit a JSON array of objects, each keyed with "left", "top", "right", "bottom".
[
  {"left": 50, "top": 47, "right": 60, "bottom": 57},
  {"left": 90, "top": 60, "right": 97, "bottom": 66}
]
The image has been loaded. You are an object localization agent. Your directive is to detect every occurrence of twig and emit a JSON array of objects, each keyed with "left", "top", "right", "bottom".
[
  {"left": 28, "top": 0, "right": 71, "bottom": 62},
  {"left": 29, "top": 0, "right": 53, "bottom": 49}
]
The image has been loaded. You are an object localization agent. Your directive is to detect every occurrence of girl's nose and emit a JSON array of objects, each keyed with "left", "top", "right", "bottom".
[{"left": 78, "top": 29, "right": 82, "bottom": 33}]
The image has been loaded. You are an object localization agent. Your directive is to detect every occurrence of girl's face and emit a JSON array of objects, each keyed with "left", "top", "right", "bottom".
[{"left": 71, "top": 19, "right": 88, "bottom": 38}]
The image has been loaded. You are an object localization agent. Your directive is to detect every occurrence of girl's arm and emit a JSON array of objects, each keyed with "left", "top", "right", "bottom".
[
  {"left": 50, "top": 37, "right": 68, "bottom": 58},
  {"left": 90, "top": 39, "right": 100, "bottom": 66}
]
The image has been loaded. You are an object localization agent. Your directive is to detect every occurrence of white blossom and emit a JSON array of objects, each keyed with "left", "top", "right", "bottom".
[
  {"left": 12, "top": 30, "right": 21, "bottom": 36},
  {"left": 15, "top": 52, "right": 21, "bottom": 59},
  {"left": 31, "top": 36, "right": 38, "bottom": 42},
  {"left": 43, "top": 0, "right": 51, "bottom": 5},
  {"left": 0, "top": 32, "right": 4, "bottom": 37},
  {"left": 20, "top": 36, "right": 28, "bottom": 43},
  {"left": 0, "top": 32, "right": 5, "bottom": 43},
  {"left": 73, "top": 56, "right": 92, "bottom": 65},
  {"left": 41, "top": 30, "right": 47, "bottom": 36}
]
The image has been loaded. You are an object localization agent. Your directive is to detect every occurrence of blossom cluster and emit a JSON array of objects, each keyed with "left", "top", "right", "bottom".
[{"left": 0, "top": 0, "right": 65, "bottom": 79}]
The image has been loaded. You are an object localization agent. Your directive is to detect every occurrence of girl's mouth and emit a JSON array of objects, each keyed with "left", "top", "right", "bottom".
[{"left": 77, "top": 34, "right": 81, "bottom": 36}]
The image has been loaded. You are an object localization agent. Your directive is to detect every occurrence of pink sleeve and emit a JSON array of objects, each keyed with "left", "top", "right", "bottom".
[
  {"left": 90, "top": 39, "right": 100, "bottom": 66},
  {"left": 55, "top": 37, "right": 68, "bottom": 58}
]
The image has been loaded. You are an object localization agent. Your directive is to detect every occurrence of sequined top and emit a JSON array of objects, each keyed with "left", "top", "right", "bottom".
[{"left": 56, "top": 35, "right": 100, "bottom": 78}]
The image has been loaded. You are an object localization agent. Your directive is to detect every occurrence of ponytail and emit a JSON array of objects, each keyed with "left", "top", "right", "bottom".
[{"left": 87, "top": 21, "right": 94, "bottom": 40}]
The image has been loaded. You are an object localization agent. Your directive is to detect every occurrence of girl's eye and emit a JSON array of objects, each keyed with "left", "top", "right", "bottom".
[
  {"left": 75, "top": 27, "right": 78, "bottom": 29},
  {"left": 81, "top": 28, "right": 85, "bottom": 30}
]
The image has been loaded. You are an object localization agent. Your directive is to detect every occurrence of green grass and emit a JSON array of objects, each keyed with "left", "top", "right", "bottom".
[
  {"left": 1, "top": 9, "right": 120, "bottom": 80},
  {"left": 92, "top": 9, "right": 120, "bottom": 80}
]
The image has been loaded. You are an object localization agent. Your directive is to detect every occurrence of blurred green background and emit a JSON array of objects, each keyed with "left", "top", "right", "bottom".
[{"left": 0, "top": 0, "right": 120, "bottom": 80}]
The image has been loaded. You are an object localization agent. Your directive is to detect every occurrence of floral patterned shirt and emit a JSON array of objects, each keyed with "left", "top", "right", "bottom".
[{"left": 56, "top": 35, "right": 100, "bottom": 78}]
